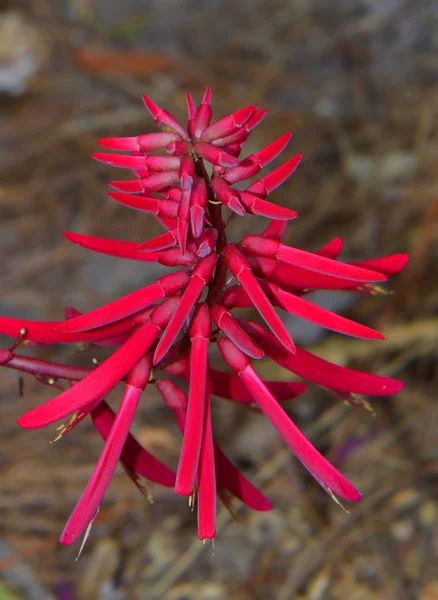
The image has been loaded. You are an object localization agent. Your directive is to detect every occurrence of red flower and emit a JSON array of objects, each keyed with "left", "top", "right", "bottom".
[{"left": 0, "top": 88, "right": 408, "bottom": 547}]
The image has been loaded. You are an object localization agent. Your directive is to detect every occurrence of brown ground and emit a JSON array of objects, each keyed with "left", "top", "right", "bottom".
[{"left": 0, "top": 1, "right": 437, "bottom": 599}]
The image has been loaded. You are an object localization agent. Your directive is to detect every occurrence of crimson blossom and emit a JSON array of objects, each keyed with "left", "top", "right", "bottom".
[{"left": 0, "top": 88, "right": 408, "bottom": 547}]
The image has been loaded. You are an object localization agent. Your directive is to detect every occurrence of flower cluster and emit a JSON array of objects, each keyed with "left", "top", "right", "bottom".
[{"left": 0, "top": 88, "right": 407, "bottom": 547}]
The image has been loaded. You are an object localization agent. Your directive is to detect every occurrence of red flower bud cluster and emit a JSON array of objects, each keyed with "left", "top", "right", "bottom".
[{"left": 0, "top": 88, "right": 408, "bottom": 547}]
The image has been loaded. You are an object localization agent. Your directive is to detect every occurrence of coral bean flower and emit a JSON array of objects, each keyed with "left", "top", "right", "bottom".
[{"left": 0, "top": 87, "right": 408, "bottom": 548}]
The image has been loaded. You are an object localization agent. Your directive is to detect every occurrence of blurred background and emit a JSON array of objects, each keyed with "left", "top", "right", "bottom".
[{"left": 0, "top": 1, "right": 437, "bottom": 599}]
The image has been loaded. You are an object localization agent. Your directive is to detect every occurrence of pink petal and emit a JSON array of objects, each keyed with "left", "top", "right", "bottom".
[
  {"left": 316, "top": 237, "right": 343, "bottom": 260},
  {"left": 224, "top": 245, "right": 295, "bottom": 353},
  {"left": 260, "top": 220, "right": 288, "bottom": 241},
  {"left": 175, "top": 304, "right": 211, "bottom": 495},
  {"left": 17, "top": 321, "right": 160, "bottom": 429},
  {"left": 98, "top": 132, "right": 180, "bottom": 151},
  {"left": 58, "top": 270, "right": 189, "bottom": 332},
  {"left": 193, "top": 86, "right": 212, "bottom": 138},
  {"left": 142, "top": 95, "right": 187, "bottom": 139},
  {"left": 202, "top": 105, "right": 254, "bottom": 142},
  {"left": 0, "top": 315, "right": 137, "bottom": 345},
  {"left": 243, "top": 236, "right": 388, "bottom": 283},
  {"left": 246, "top": 153, "right": 303, "bottom": 196},
  {"left": 194, "top": 142, "right": 239, "bottom": 167},
  {"left": 60, "top": 357, "right": 151, "bottom": 545},
  {"left": 211, "top": 177, "right": 246, "bottom": 216},
  {"left": 137, "top": 228, "right": 178, "bottom": 252},
  {"left": 238, "top": 319, "right": 404, "bottom": 396},
  {"left": 351, "top": 254, "right": 409, "bottom": 277},
  {"left": 63, "top": 232, "right": 193, "bottom": 265},
  {"left": 211, "top": 304, "right": 264, "bottom": 359},
  {"left": 239, "top": 191, "right": 298, "bottom": 220},
  {"left": 197, "top": 392, "right": 216, "bottom": 540},
  {"left": 218, "top": 339, "right": 361, "bottom": 502},
  {"left": 109, "top": 171, "right": 180, "bottom": 193},
  {"left": 262, "top": 281, "right": 384, "bottom": 340},
  {"left": 153, "top": 253, "right": 217, "bottom": 365},
  {"left": 212, "top": 109, "right": 268, "bottom": 146}
]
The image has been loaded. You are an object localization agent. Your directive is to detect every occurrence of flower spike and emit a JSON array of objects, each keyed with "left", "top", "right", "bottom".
[{"left": 1, "top": 88, "right": 406, "bottom": 546}]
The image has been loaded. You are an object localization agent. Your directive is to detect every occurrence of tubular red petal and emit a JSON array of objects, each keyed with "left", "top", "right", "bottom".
[
  {"left": 194, "top": 142, "right": 239, "bottom": 167},
  {"left": 239, "top": 191, "right": 298, "bottom": 220},
  {"left": 167, "top": 140, "right": 193, "bottom": 155},
  {"left": 177, "top": 189, "right": 191, "bottom": 254},
  {"left": 137, "top": 228, "right": 178, "bottom": 251},
  {"left": 0, "top": 314, "right": 142, "bottom": 345},
  {"left": 108, "top": 193, "right": 178, "bottom": 217},
  {"left": 246, "top": 153, "right": 303, "bottom": 196},
  {"left": 201, "top": 105, "right": 254, "bottom": 142},
  {"left": 109, "top": 171, "right": 180, "bottom": 193},
  {"left": 58, "top": 270, "right": 189, "bottom": 332},
  {"left": 60, "top": 357, "right": 151, "bottom": 545},
  {"left": 17, "top": 321, "right": 160, "bottom": 429},
  {"left": 261, "top": 220, "right": 288, "bottom": 241},
  {"left": 189, "top": 178, "right": 207, "bottom": 238},
  {"left": 193, "top": 87, "right": 212, "bottom": 138},
  {"left": 350, "top": 254, "right": 409, "bottom": 277},
  {"left": 224, "top": 245, "right": 295, "bottom": 353},
  {"left": 98, "top": 132, "right": 180, "bottom": 151},
  {"left": 64, "top": 232, "right": 193, "bottom": 265},
  {"left": 220, "top": 285, "right": 252, "bottom": 309},
  {"left": 243, "top": 235, "right": 388, "bottom": 283},
  {"left": 239, "top": 319, "right": 404, "bottom": 396},
  {"left": 214, "top": 442, "right": 273, "bottom": 511},
  {"left": 197, "top": 228, "right": 218, "bottom": 258},
  {"left": 218, "top": 339, "right": 360, "bottom": 501},
  {"left": 153, "top": 253, "right": 217, "bottom": 365},
  {"left": 211, "top": 177, "right": 246, "bottom": 216},
  {"left": 142, "top": 95, "right": 187, "bottom": 139},
  {"left": 197, "top": 393, "right": 216, "bottom": 540},
  {"left": 240, "top": 364, "right": 361, "bottom": 501},
  {"left": 222, "top": 155, "right": 260, "bottom": 185},
  {"left": 211, "top": 305, "right": 264, "bottom": 359},
  {"left": 262, "top": 281, "right": 384, "bottom": 340},
  {"left": 180, "top": 154, "right": 195, "bottom": 191},
  {"left": 175, "top": 304, "right": 211, "bottom": 495},
  {"left": 255, "top": 133, "right": 293, "bottom": 168},
  {"left": 316, "top": 237, "right": 343, "bottom": 259},
  {"left": 93, "top": 153, "right": 148, "bottom": 169},
  {"left": 212, "top": 108, "right": 268, "bottom": 146},
  {"left": 92, "top": 401, "right": 176, "bottom": 487}
]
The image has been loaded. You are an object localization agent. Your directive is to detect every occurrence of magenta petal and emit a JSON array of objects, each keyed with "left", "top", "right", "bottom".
[
  {"left": 238, "top": 365, "right": 361, "bottom": 501},
  {"left": 17, "top": 321, "right": 159, "bottom": 428},
  {"left": 175, "top": 305, "right": 211, "bottom": 495},
  {"left": 239, "top": 320, "right": 404, "bottom": 396},
  {"left": 197, "top": 393, "right": 216, "bottom": 540},
  {"left": 60, "top": 379, "right": 146, "bottom": 544},
  {"left": 92, "top": 401, "right": 176, "bottom": 487},
  {"left": 58, "top": 270, "right": 189, "bottom": 332}
]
